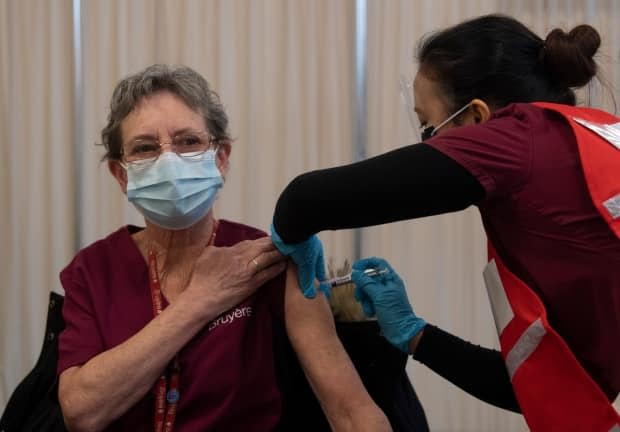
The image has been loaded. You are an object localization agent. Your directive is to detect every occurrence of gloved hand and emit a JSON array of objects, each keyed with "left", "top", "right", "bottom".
[
  {"left": 351, "top": 257, "right": 426, "bottom": 353},
  {"left": 270, "top": 224, "right": 329, "bottom": 298}
]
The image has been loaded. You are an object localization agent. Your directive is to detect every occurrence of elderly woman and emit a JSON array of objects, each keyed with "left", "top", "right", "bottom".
[{"left": 57, "top": 65, "right": 390, "bottom": 432}]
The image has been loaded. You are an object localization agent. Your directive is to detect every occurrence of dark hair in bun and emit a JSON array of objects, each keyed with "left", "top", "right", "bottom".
[
  {"left": 541, "top": 25, "right": 600, "bottom": 88},
  {"left": 418, "top": 14, "right": 601, "bottom": 111}
]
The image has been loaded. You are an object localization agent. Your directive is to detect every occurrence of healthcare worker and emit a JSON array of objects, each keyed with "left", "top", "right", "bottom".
[{"left": 270, "top": 14, "right": 620, "bottom": 431}]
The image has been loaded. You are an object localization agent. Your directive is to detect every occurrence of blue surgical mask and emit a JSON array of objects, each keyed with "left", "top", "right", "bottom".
[{"left": 125, "top": 150, "right": 223, "bottom": 230}]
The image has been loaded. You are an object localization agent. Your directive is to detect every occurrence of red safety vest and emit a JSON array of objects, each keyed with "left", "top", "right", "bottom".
[{"left": 483, "top": 102, "right": 620, "bottom": 432}]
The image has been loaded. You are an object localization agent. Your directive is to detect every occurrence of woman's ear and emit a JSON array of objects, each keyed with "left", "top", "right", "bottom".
[
  {"left": 108, "top": 160, "right": 128, "bottom": 193},
  {"left": 469, "top": 98, "right": 491, "bottom": 124},
  {"left": 216, "top": 140, "right": 232, "bottom": 179}
]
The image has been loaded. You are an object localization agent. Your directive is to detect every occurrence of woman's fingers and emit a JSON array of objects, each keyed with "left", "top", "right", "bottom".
[
  {"left": 249, "top": 249, "right": 286, "bottom": 272},
  {"left": 229, "top": 238, "right": 285, "bottom": 274},
  {"left": 193, "top": 237, "right": 286, "bottom": 284},
  {"left": 253, "top": 261, "right": 288, "bottom": 287},
  {"left": 239, "top": 236, "right": 279, "bottom": 255}
]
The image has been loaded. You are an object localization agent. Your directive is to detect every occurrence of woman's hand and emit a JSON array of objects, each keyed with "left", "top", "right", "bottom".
[
  {"left": 184, "top": 236, "right": 287, "bottom": 318},
  {"left": 351, "top": 257, "right": 426, "bottom": 354},
  {"left": 270, "top": 224, "right": 329, "bottom": 298}
]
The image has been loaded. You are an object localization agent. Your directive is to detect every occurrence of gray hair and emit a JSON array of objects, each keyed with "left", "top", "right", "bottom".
[{"left": 101, "top": 64, "right": 230, "bottom": 160}]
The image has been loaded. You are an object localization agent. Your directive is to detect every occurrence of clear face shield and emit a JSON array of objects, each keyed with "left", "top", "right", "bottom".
[
  {"left": 399, "top": 75, "right": 418, "bottom": 136},
  {"left": 399, "top": 74, "right": 471, "bottom": 141}
]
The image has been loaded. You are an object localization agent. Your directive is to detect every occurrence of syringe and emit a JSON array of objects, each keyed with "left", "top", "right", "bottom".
[{"left": 326, "top": 268, "right": 389, "bottom": 288}]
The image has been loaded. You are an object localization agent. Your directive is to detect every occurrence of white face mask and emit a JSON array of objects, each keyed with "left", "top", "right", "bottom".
[{"left": 125, "top": 150, "right": 223, "bottom": 230}]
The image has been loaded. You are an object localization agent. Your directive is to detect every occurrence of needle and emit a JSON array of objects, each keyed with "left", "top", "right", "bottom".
[{"left": 326, "top": 268, "right": 389, "bottom": 288}]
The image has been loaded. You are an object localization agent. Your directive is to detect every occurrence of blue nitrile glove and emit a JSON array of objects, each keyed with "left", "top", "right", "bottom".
[
  {"left": 270, "top": 224, "right": 329, "bottom": 298},
  {"left": 351, "top": 257, "right": 426, "bottom": 353}
]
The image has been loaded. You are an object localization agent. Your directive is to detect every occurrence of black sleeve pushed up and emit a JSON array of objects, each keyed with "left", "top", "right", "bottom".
[
  {"left": 272, "top": 143, "right": 485, "bottom": 243},
  {"left": 413, "top": 324, "right": 521, "bottom": 413}
]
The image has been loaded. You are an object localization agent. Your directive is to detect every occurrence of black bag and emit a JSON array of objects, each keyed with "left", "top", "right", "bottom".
[{"left": 0, "top": 292, "right": 67, "bottom": 432}]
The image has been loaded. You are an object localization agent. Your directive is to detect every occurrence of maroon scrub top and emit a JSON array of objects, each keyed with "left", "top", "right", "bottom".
[
  {"left": 428, "top": 103, "right": 620, "bottom": 400},
  {"left": 58, "top": 219, "right": 285, "bottom": 431}
]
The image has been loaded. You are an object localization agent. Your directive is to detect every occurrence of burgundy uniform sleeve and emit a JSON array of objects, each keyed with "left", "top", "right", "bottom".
[
  {"left": 247, "top": 228, "right": 285, "bottom": 322},
  {"left": 266, "top": 271, "right": 286, "bottom": 323},
  {"left": 57, "top": 259, "right": 104, "bottom": 374},
  {"left": 426, "top": 105, "right": 534, "bottom": 200},
  {"left": 223, "top": 221, "right": 287, "bottom": 323}
]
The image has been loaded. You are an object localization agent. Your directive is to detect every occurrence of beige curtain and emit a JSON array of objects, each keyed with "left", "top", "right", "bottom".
[
  {"left": 364, "top": 1, "right": 620, "bottom": 430},
  {"left": 78, "top": 0, "right": 355, "bottom": 260},
  {"left": 1, "top": 0, "right": 618, "bottom": 428},
  {"left": 0, "top": 0, "right": 75, "bottom": 407}
]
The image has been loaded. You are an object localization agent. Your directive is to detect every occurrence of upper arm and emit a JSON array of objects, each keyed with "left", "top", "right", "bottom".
[
  {"left": 283, "top": 265, "right": 389, "bottom": 430},
  {"left": 284, "top": 265, "right": 348, "bottom": 385},
  {"left": 273, "top": 144, "right": 484, "bottom": 243},
  {"left": 58, "top": 265, "right": 103, "bottom": 375}
]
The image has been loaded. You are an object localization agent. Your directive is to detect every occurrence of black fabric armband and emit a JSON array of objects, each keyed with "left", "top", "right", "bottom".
[
  {"left": 273, "top": 143, "right": 485, "bottom": 243},
  {"left": 413, "top": 324, "right": 521, "bottom": 413}
]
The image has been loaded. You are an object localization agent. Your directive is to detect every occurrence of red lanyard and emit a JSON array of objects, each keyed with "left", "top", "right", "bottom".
[{"left": 148, "top": 221, "right": 218, "bottom": 432}]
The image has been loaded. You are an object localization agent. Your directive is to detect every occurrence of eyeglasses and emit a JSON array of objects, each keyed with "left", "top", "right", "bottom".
[
  {"left": 120, "top": 130, "right": 218, "bottom": 168},
  {"left": 419, "top": 103, "right": 471, "bottom": 141}
]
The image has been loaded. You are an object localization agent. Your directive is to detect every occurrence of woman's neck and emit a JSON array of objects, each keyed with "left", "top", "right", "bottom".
[
  {"left": 136, "top": 214, "right": 217, "bottom": 301},
  {"left": 139, "top": 213, "right": 216, "bottom": 257}
]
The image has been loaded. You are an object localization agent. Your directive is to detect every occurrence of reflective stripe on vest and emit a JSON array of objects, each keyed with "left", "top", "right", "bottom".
[{"left": 483, "top": 243, "right": 620, "bottom": 432}]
